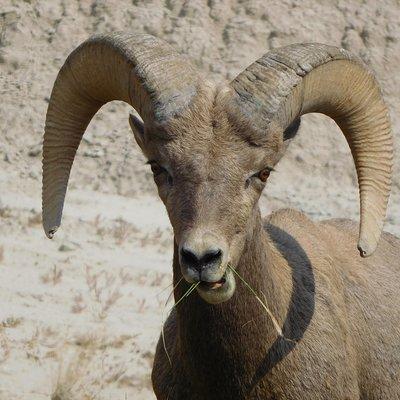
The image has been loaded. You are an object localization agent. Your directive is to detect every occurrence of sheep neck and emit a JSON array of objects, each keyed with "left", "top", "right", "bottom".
[{"left": 171, "top": 208, "right": 293, "bottom": 397}]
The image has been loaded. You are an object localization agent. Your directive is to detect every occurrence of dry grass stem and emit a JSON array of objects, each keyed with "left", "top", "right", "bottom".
[
  {"left": 162, "top": 279, "right": 197, "bottom": 366},
  {"left": 228, "top": 265, "right": 284, "bottom": 338}
]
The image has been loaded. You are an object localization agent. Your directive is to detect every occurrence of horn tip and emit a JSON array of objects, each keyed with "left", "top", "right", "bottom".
[
  {"left": 357, "top": 239, "right": 377, "bottom": 258},
  {"left": 44, "top": 224, "right": 59, "bottom": 239}
]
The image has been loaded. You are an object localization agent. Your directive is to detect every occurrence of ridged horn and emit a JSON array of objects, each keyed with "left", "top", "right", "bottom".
[
  {"left": 42, "top": 32, "right": 201, "bottom": 238},
  {"left": 231, "top": 43, "right": 393, "bottom": 257}
]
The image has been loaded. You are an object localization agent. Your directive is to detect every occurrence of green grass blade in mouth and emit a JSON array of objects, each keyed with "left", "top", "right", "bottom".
[
  {"left": 164, "top": 277, "right": 183, "bottom": 306},
  {"left": 183, "top": 281, "right": 200, "bottom": 298}
]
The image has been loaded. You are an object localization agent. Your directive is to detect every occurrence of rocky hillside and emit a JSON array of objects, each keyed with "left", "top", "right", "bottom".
[{"left": 0, "top": 1, "right": 399, "bottom": 398}]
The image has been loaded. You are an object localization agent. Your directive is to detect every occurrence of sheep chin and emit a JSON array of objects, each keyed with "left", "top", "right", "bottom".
[{"left": 196, "top": 269, "right": 236, "bottom": 305}]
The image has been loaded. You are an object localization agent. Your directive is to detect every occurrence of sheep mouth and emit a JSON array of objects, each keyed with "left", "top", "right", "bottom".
[
  {"left": 199, "top": 276, "right": 227, "bottom": 290},
  {"left": 196, "top": 269, "right": 236, "bottom": 304}
]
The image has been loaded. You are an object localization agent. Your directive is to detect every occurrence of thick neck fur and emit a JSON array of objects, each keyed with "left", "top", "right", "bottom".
[{"left": 172, "top": 209, "right": 295, "bottom": 399}]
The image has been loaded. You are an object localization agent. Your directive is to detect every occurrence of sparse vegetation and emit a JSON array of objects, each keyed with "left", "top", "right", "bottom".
[
  {"left": 1, "top": 316, "right": 22, "bottom": 329},
  {"left": 136, "top": 270, "right": 169, "bottom": 288},
  {"left": 51, "top": 345, "right": 126, "bottom": 400},
  {"left": 112, "top": 218, "right": 136, "bottom": 245},
  {"left": 0, "top": 333, "right": 10, "bottom": 363},
  {"left": 41, "top": 265, "right": 63, "bottom": 285},
  {"left": 51, "top": 347, "right": 99, "bottom": 400},
  {"left": 71, "top": 293, "right": 86, "bottom": 314},
  {"left": 71, "top": 266, "right": 126, "bottom": 320},
  {"left": 24, "top": 328, "right": 40, "bottom": 362},
  {"left": 27, "top": 210, "right": 42, "bottom": 227},
  {"left": 0, "top": 207, "right": 11, "bottom": 219},
  {"left": 91, "top": 215, "right": 139, "bottom": 245}
]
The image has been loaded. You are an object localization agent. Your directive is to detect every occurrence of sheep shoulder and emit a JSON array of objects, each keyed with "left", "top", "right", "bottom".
[{"left": 263, "top": 208, "right": 400, "bottom": 396}]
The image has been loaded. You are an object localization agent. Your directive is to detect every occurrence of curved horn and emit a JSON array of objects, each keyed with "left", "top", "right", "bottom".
[
  {"left": 231, "top": 43, "right": 393, "bottom": 257},
  {"left": 43, "top": 32, "right": 201, "bottom": 238}
]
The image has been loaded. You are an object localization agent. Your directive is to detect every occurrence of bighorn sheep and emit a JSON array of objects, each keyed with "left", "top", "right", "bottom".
[{"left": 42, "top": 33, "right": 399, "bottom": 399}]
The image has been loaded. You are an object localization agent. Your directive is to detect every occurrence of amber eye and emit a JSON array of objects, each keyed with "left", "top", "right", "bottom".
[
  {"left": 246, "top": 167, "right": 273, "bottom": 188},
  {"left": 257, "top": 168, "right": 271, "bottom": 183}
]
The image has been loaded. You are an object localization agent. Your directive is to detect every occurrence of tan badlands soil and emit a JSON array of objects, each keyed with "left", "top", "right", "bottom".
[{"left": 0, "top": 0, "right": 399, "bottom": 398}]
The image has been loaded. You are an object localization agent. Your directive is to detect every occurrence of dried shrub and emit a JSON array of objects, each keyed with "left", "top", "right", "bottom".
[
  {"left": 51, "top": 344, "right": 126, "bottom": 399},
  {"left": 71, "top": 293, "right": 86, "bottom": 314},
  {"left": 70, "top": 266, "right": 126, "bottom": 319},
  {"left": 0, "top": 207, "right": 11, "bottom": 219},
  {"left": 28, "top": 211, "right": 42, "bottom": 227},
  {"left": 112, "top": 218, "right": 135, "bottom": 244},
  {"left": 1, "top": 316, "right": 22, "bottom": 328},
  {"left": 41, "top": 265, "right": 63, "bottom": 285},
  {"left": 0, "top": 334, "right": 10, "bottom": 363}
]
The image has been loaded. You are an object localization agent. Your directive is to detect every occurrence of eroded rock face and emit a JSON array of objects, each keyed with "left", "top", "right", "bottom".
[{"left": 0, "top": 1, "right": 399, "bottom": 398}]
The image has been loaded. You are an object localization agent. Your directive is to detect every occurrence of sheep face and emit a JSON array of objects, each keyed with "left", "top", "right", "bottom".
[{"left": 131, "top": 84, "right": 286, "bottom": 304}]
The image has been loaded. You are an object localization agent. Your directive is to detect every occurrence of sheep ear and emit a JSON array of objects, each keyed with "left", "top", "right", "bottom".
[
  {"left": 283, "top": 118, "right": 301, "bottom": 141},
  {"left": 129, "top": 113, "right": 145, "bottom": 149}
]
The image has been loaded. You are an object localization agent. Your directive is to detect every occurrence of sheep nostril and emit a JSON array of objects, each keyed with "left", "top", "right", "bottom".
[
  {"left": 201, "top": 249, "right": 222, "bottom": 266},
  {"left": 180, "top": 247, "right": 223, "bottom": 271},
  {"left": 180, "top": 247, "right": 199, "bottom": 268}
]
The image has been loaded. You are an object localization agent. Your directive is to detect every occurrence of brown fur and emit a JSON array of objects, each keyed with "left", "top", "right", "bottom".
[{"left": 132, "top": 83, "right": 400, "bottom": 399}]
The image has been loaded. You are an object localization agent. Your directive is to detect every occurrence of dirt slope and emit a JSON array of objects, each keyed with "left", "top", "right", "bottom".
[{"left": 0, "top": 1, "right": 399, "bottom": 398}]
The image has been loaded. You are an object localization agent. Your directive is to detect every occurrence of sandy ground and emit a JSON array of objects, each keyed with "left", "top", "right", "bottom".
[{"left": 0, "top": 0, "right": 399, "bottom": 398}]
